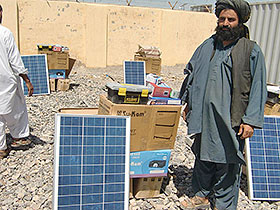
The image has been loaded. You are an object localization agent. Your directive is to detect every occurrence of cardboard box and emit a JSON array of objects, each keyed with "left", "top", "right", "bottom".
[
  {"left": 170, "top": 90, "right": 180, "bottom": 99},
  {"left": 49, "top": 78, "right": 56, "bottom": 92},
  {"left": 133, "top": 177, "right": 164, "bottom": 199},
  {"left": 130, "top": 178, "right": 133, "bottom": 198},
  {"left": 57, "top": 79, "right": 70, "bottom": 91},
  {"left": 146, "top": 73, "right": 162, "bottom": 85},
  {"left": 68, "top": 58, "right": 76, "bottom": 78},
  {"left": 39, "top": 50, "right": 69, "bottom": 70},
  {"left": 147, "top": 82, "right": 172, "bottom": 98},
  {"left": 49, "top": 69, "right": 66, "bottom": 79},
  {"left": 130, "top": 150, "right": 171, "bottom": 178},
  {"left": 98, "top": 95, "right": 181, "bottom": 151},
  {"left": 148, "top": 97, "right": 181, "bottom": 105},
  {"left": 134, "top": 55, "right": 161, "bottom": 75},
  {"left": 264, "top": 102, "right": 280, "bottom": 116}
]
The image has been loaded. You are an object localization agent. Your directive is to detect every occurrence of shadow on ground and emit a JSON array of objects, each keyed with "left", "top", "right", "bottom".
[
  {"left": 6, "top": 131, "right": 47, "bottom": 151},
  {"left": 240, "top": 173, "right": 249, "bottom": 197},
  {"left": 69, "top": 83, "right": 80, "bottom": 90},
  {"left": 162, "top": 164, "right": 195, "bottom": 198}
]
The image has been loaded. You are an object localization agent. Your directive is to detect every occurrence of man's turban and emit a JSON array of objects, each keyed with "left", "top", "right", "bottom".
[{"left": 215, "top": 0, "right": 251, "bottom": 23}]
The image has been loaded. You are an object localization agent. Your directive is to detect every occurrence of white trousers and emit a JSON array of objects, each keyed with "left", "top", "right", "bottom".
[{"left": 0, "top": 97, "right": 29, "bottom": 150}]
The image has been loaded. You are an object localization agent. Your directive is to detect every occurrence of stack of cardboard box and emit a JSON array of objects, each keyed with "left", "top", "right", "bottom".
[
  {"left": 264, "top": 85, "right": 280, "bottom": 116},
  {"left": 37, "top": 44, "right": 71, "bottom": 91},
  {"left": 147, "top": 73, "right": 181, "bottom": 105},
  {"left": 98, "top": 94, "right": 181, "bottom": 198},
  {"left": 134, "top": 45, "right": 161, "bottom": 75},
  {"left": 100, "top": 48, "right": 181, "bottom": 198}
]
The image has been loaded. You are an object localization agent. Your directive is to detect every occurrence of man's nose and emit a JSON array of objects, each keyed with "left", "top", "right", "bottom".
[{"left": 223, "top": 18, "right": 230, "bottom": 26}]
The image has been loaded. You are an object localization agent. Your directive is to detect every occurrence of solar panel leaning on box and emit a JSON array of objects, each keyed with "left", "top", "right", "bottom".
[
  {"left": 53, "top": 114, "right": 131, "bottom": 210},
  {"left": 123, "top": 61, "right": 146, "bottom": 86},
  {"left": 246, "top": 115, "right": 280, "bottom": 200},
  {"left": 21, "top": 54, "right": 50, "bottom": 95}
]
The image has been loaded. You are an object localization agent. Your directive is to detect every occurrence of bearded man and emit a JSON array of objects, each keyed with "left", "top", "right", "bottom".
[{"left": 179, "top": 0, "right": 267, "bottom": 209}]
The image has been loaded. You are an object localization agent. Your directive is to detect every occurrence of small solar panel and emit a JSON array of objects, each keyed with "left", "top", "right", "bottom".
[
  {"left": 53, "top": 114, "right": 130, "bottom": 210},
  {"left": 123, "top": 61, "right": 146, "bottom": 85},
  {"left": 21, "top": 54, "right": 50, "bottom": 95},
  {"left": 246, "top": 115, "right": 280, "bottom": 200}
]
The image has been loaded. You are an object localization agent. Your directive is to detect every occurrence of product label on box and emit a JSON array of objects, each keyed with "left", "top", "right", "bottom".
[
  {"left": 148, "top": 97, "right": 181, "bottom": 105},
  {"left": 130, "top": 149, "right": 171, "bottom": 178},
  {"left": 116, "top": 110, "right": 146, "bottom": 117},
  {"left": 48, "top": 69, "right": 66, "bottom": 79}
]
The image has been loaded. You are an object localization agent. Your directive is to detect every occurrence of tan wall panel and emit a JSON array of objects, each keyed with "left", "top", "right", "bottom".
[
  {"left": 12, "top": 0, "right": 216, "bottom": 67},
  {"left": 160, "top": 10, "right": 216, "bottom": 65},
  {"left": 107, "top": 6, "right": 161, "bottom": 65},
  {"left": 85, "top": 5, "right": 108, "bottom": 67},
  {"left": 0, "top": 0, "right": 18, "bottom": 46},
  {"left": 18, "top": 0, "right": 86, "bottom": 60}
]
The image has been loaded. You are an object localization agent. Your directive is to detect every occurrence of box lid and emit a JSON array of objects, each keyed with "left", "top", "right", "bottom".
[
  {"left": 59, "top": 107, "right": 98, "bottom": 115},
  {"left": 106, "top": 82, "right": 152, "bottom": 93}
]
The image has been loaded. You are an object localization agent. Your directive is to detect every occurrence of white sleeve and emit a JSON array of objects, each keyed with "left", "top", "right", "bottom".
[{"left": 4, "top": 30, "right": 28, "bottom": 75}]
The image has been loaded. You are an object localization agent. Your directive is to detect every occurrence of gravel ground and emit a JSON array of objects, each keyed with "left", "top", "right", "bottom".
[{"left": 0, "top": 61, "right": 279, "bottom": 209}]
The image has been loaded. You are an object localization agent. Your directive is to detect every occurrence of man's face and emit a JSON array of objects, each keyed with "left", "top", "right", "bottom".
[
  {"left": 218, "top": 9, "right": 239, "bottom": 29},
  {"left": 215, "top": 9, "right": 242, "bottom": 42}
]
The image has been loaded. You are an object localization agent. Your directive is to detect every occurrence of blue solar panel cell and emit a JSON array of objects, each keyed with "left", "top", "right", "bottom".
[
  {"left": 21, "top": 54, "right": 50, "bottom": 95},
  {"left": 124, "top": 61, "right": 146, "bottom": 85},
  {"left": 53, "top": 114, "right": 130, "bottom": 210},
  {"left": 246, "top": 115, "right": 280, "bottom": 201}
]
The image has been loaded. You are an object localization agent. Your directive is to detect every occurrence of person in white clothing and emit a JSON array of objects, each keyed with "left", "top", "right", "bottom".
[{"left": 0, "top": 5, "right": 34, "bottom": 158}]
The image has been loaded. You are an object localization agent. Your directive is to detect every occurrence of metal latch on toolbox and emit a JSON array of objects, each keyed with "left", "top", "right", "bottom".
[
  {"left": 118, "top": 88, "right": 127, "bottom": 96},
  {"left": 141, "top": 89, "right": 149, "bottom": 97}
]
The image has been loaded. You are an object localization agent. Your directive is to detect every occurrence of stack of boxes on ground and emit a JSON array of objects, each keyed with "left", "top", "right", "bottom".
[
  {"left": 134, "top": 45, "right": 162, "bottom": 75},
  {"left": 264, "top": 84, "right": 280, "bottom": 115},
  {"left": 134, "top": 45, "right": 181, "bottom": 105},
  {"left": 37, "top": 44, "right": 70, "bottom": 91},
  {"left": 98, "top": 45, "right": 182, "bottom": 199}
]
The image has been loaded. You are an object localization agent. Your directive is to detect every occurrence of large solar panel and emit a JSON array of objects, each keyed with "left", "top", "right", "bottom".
[
  {"left": 123, "top": 61, "right": 146, "bottom": 85},
  {"left": 21, "top": 54, "right": 50, "bottom": 95},
  {"left": 245, "top": 115, "right": 280, "bottom": 200},
  {"left": 53, "top": 114, "right": 130, "bottom": 210}
]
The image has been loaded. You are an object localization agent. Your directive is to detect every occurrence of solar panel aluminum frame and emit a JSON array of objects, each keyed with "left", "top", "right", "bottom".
[
  {"left": 123, "top": 60, "right": 146, "bottom": 85},
  {"left": 245, "top": 115, "right": 280, "bottom": 201},
  {"left": 53, "top": 113, "right": 131, "bottom": 210},
  {"left": 245, "top": 137, "right": 256, "bottom": 200},
  {"left": 21, "top": 54, "right": 50, "bottom": 96}
]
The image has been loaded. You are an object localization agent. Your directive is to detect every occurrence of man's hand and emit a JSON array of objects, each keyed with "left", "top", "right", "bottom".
[
  {"left": 238, "top": 123, "right": 254, "bottom": 139},
  {"left": 19, "top": 74, "right": 34, "bottom": 96},
  {"left": 182, "top": 104, "right": 189, "bottom": 121},
  {"left": 25, "top": 81, "right": 34, "bottom": 96}
]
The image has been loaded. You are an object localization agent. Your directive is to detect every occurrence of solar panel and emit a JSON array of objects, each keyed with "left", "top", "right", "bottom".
[
  {"left": 21, "top": 54, "right": 50, "bottom": 95},
  {"left": 245, "top": 115, "right": 280, "bottom": 200},
  {"left": 53, "top": 114, "right": 130, "bottom": 210},
  {"left": 123, "top": 61, "right": 146, "bottom": 85}
]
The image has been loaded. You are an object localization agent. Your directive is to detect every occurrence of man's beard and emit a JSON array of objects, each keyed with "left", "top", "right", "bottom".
[{"left": 215, "top": 24, "right": 243, "bottom": 42}]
